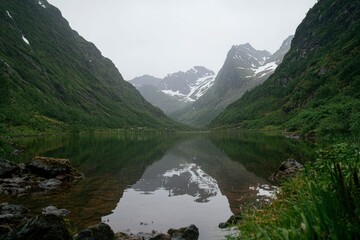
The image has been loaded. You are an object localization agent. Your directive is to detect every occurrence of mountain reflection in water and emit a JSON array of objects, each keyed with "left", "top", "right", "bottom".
[
  {"left": 103, "top": 146, "right": 233, "bottom": 239},
  {"left": 162, "top": 163, "right": 218, "bottom": 202},
  {"left": 103, "top": 136, "right": 308, "bottom": 239},
  {"left": 1, "top": 133, "right": 313, "bottom": 240}
]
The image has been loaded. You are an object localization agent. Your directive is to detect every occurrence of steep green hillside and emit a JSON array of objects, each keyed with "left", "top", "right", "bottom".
[
  {"left": 212, "top": 0, "right": 360, "bottom": 137},
  {"left": 0, "top": 0, "right": 180, "bottom": 135}
]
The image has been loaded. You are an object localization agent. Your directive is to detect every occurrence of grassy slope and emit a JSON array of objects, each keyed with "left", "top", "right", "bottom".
[
  {"left": 211, "top": 0, "right": 360, "bottom": 138},
  {"left": 0, "top": 0, "right": 181, "bottom": 136},
  {"left": 234, "top": 143, "right": 360, "bottom": 240}
]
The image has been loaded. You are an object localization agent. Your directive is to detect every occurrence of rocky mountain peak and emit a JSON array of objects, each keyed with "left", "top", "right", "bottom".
[
  {"left": 129, "top": 66, "right": 216, "bottom": 114},
  {"left": 229, "top": 43, "right": 272, "bottom": 69},
  {"left": 159, "top": 66, "right": 215, "bottom": 100},
  {"left": 269, "top": 35, "right": 294, "bottom": 64}
]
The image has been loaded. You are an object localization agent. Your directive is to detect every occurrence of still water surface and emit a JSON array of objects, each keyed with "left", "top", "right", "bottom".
[{"left": 1, "top": 132, "right": 313, "bottom": 239}]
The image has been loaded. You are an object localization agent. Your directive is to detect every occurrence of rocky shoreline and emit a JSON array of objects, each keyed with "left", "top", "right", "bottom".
[
  {"left": 0, "top": 157, "right": 83, "bottom": 197},
  {"left": 0, "top": 157, "right": 200, "bottom": 239},
  {"left": 0, "top": 154, "right": 303, "bottom": 240},
  {"left": 0, "top": 202, "right": 199, "bottom": 240}
]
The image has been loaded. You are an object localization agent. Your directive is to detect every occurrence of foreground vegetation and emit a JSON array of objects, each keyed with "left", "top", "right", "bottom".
[{"left": 233, "top": 143, "right": 360, "bottom": 240}]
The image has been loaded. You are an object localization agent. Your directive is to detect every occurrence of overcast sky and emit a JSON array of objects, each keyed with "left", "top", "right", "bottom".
[{"left": 47, "top": 0, "right": 317, "bottom": 80}]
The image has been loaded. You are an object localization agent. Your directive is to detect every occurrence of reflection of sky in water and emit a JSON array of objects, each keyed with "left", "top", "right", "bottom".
[{"left": 103, "top": 163, "right": 233, "bottom": 240}]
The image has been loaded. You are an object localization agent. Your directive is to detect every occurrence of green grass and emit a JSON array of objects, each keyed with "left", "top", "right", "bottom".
[{"left": 231, "top": 143, "right": 360, "bottom": 240}]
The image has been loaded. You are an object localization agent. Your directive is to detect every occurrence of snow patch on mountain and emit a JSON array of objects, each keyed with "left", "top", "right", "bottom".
[
  {"left": 22, "top": 35, "right": 30, "bottom": 45},
  {"left": 162, "top": 89, "right": 187, "bottom": 98},
  {"left": 161, "top": 74, "right": 215, "bottom": 102},
  {"left": 38, "top": 1, "right": 46, "bottom": 8},
  {"left": 6, "top": 11, "right": 13, "bottom": 19},
  {"left": 253, "top": 61, "right": 278, "bottom": 75}
]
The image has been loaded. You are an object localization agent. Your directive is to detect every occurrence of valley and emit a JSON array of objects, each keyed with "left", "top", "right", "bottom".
[{"left": 0, "top": 0, "right": 359, "bottom": 239}]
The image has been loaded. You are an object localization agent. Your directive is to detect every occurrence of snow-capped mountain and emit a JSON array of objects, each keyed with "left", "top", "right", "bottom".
[
  {"left": 129, "top": 66, "right": 215, "bottom": 113},
  {"left": 170, "top": 36, "right": 294, "bottom": 127},
  {"left": 160, "top": 66, "right": 215, "bottom": 102}
]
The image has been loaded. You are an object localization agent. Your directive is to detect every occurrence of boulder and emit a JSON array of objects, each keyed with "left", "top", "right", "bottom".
[
  {"left": 4, "top": 214, "right": 72, "bottom": 240},
  {"left": 269, "top": 159, "right": 304, "bottom": 182},
  {"left": 168, "top": 224, "right": 199, "bottom": 240},
  {"left": 0, "top": 159, "right": 19, "bottom": 178},
  {"left": 42, "top": 206, "right": 70, "bottom": 217},
  {"left": 75, "top": 223, "right": 114, "bottom": 240},
  {"left": 26, "top": 157, "right": 71, "bottom": 178}
]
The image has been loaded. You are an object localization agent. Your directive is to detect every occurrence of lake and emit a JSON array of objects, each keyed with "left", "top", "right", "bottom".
[{"left": 0, "top": 131, "right": 314, "bottom": 239}]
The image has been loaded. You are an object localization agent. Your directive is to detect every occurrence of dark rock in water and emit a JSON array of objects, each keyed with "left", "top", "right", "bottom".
[
  {"left": 42, "top": 206, "right": 70, "bottom": 217},
  {"left": 26, "top": 157, "right": 71, "bottom": 178},
  {"left": 218, "top": 214, "right": 243, "bottom": 229},
  {"left": 269, "top": 158, "right": 304, "bottom": 182},
  {"left": 39, "top": 178, "right": 63, "bottom": 190},
  {"left": 168, "top": 224, "right": 199, "bottom": 240},
  {"left": 0, "top": 159, "right": 19, "bottom": 178},
  {"left": 75, "top": 222, "right": 114, "bottom": 240},
  {"left": 5, "top": 214, "right": 72, "bottom": 240}
]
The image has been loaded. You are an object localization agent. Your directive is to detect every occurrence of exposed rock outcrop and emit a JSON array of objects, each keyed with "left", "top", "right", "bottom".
[{"left": 269, "top": 159, "right": 304, "bottom": 182}]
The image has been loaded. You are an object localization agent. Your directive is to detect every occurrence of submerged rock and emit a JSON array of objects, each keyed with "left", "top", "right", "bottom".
[
  {"left": 4, "top": 214, "right": 72, "bottom": 240},
  {"left": 269, "top": 158, "right": 304, "bottom": 182},
  {"left": 75, "top": 223, "right": 114, "bottom": 240}
]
